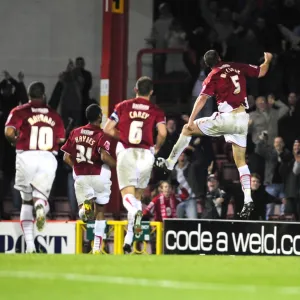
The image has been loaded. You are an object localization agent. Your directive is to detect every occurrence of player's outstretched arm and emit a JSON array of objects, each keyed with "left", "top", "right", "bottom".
[
  {"left": 258, "top": 52, "right": 273, "bottom": 78},
  {"left": 100, "top": 148, "right": 116, "bottom": 168},
  {"left": 155, "top": 123, "right": 167, "bottom": 154},
  {"left": 103, "top": 119, "right": 120, "bottom": 140},
  {"left": 188, "top": 94, "right": 209, "bottom": 127},
  {"left": 63, "top": 152, "right": 74, "bottom": 168},
  {"left": 4, "top": 126, "right": 17, "bottom": 146}
]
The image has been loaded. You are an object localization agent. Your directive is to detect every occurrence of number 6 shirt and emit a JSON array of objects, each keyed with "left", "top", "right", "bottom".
[
  {"left": 109, "top": 97, "right": 165, "bottom": 149},
  {"left": 61, "top": 124, "right": 111, "bottom": 176},
  {"left": 5, "top": 102, "right": 65, "bottom": 155}
]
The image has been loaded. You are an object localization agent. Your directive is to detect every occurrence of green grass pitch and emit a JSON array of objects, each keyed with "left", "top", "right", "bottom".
[{"left": 0, "top": 255, "right": 300, "bottom": 300}]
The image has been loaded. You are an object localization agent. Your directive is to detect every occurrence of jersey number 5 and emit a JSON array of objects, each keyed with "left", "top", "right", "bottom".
[
  {"left": 230, "top": 75, "right": 241, "bottom": 95},
  {"left": 128, "top": 121, "right": 144, "bottom": 144},
  {"left": 76, "top": 145, "right": 93, "bottom": 164},
  {"left": 29, "top": 126, "right": 53, "bottom": 150}
]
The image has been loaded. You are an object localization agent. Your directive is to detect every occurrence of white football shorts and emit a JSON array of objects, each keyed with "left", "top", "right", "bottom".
[
  {"left": 73, "top": 165, "right": 112, "bottom": 206},
  {"left": 116, "top": 142, "right": 155, "bottom": 190},
  {"left": 15, "top": 151, "right": 57, "bottom": 200},
  {"left": 195, "top": 111, "right": 249, "bottom": 147}
]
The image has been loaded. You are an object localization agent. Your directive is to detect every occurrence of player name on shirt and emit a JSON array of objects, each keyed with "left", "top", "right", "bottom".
[
  {"left": 129, "top": 111, "right": 150, "bottom": 119},
  {"left": 74, "top": 135, "right": 96, "bottom": 146},
  {"left": 220, "top": 67, "right": 241, "bottom": 75},
  {"left": 28, "top": 114, "right": 56, "bottom": 126}
]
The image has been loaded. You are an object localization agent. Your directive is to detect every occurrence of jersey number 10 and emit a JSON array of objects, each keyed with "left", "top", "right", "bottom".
[{"left": 29, "top": 126, "right": 53, "bottom": 150}]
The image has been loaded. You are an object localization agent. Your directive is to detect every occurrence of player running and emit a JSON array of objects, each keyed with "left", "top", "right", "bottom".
[
  {"left": 61, "top": 104, "right": 115, "bottom": 254},
  {"left": 104, "top": 76, "right": 167, "bottom": 253},
  {"left": 5, "top": 82, "right": 65, "bottom": 253},
  {"left": 155, "top": 50, "right": 273, "bottom": 219}
]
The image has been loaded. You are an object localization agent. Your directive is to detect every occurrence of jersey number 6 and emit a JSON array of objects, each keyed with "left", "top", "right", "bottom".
[{"left": 128, "top": 120, "right": 144, "bottom": 144}]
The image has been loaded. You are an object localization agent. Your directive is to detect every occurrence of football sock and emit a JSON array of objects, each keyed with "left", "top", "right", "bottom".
[
  {"left": 20, "top": 204, "right": 35, "bottom": 252},
  {"left": 124, "top": 212, "right": 134, "bottom": 246},
  {"left": 135, "top": 199, "right": 142, "bottom": 211},
  {"left": 238, "top": 165, "right": 252, "bottom": 204},
  {"left": 166, "top": 134, "right": 192, "bottom": 170},
  {"left": 93, "top": 220, "right": 106, "bottom": 252},
  {"left": 122, "top": 194, "right": 138, "bottom": 215},
  {"left": 78, "top": 207, "right": 85, "bottom": 220}
]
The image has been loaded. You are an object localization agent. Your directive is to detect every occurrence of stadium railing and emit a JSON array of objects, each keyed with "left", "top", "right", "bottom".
[{"left": 76, "top": 220, "right": 163, "bottom": 255}]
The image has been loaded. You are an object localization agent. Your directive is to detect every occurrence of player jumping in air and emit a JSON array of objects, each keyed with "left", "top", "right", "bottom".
[
  {"left": 104, "top": 76, "right": 167, "bottom": 253},
  {"left": 61, "top": 104, "right": 115, "bottom": 254},
  {"left": 5, "top": 82, "right": 65, "bottom": 253},
  {"left": 155, "top": 50, "right": 273, "bottom": 219}
]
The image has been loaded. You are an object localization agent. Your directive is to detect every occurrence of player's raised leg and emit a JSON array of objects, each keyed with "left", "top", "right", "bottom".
[
  {"left": 231, "top": 143, "right": 254, "bottom": 218},
  {"left": 156, "top": 122, "right": 203, "bottom": 171}
]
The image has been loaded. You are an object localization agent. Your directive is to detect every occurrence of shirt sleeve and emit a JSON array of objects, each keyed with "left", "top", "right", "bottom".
[
  {"left": 97, "top": 135, "right": 111, "bottom": 154},
  {"left": 5, "top": 108, "right": 22, "bottom": 130},
  {"left": 200, "top": 75, "right": 216, "bottom": 97},
  {"left": 236, "top": 63, "right": 260, "bottom": 78},
  {"left": 109, "top": 103, "right": 121, "bottom": 124},
  {"left": 155, "top": 108, "right": 166, "bottom": 126},
  {"left": 61, "top": 130, "right": 74, "bottom": 154}
]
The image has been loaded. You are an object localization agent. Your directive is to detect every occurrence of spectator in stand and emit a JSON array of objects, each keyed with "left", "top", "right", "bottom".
[
  {"left": 249, "top": 173, "right": 271, "bottom": 220},
  {"left": 164, "top": 20, "right": 189, "bottom": 75},
  {"left": 75, "top": 57, "right": 93, "bottom": 124},
  {"left": 169, "top": 152, "right": 198, "bottom": 219},
  {"left": 50, "top": 60, "right": 84, "bottom": 128},
  {"left": 255, "top": 134, "right": 292, "bottom": 219},
  {"left": 202, "top": 175, "right": 229, "bottom": 219},
  {"left": 146, "top": 2, "right": 174, "bottom": 49},
  {"left": 0, "top": 71, "right": 27, "bottom": 218},
  {"left": 200, "top": 0, "right": 234, "bottom": 45},
  {"left": 143, "top": 181, "right": 177, "bottom": 221},
  {"left": 280, "top": 140, "right": 300, "bottom": 220},
  {"left": 146, "top": 2, "right": 174, "bottom": 78},
  {"left": 279, "top": 92, "right": 300, "bottom": 150},
  {"left": 249, "top": 95, "right": 289, "bottom": 146}
]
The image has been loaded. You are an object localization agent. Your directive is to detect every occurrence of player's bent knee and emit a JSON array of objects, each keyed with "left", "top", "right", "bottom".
[
  {"left": 182, "top": 124, "right": 193, "bottom": 136},
  {"left": 20, "top": 191, "right": 32, "bottom": 202}
]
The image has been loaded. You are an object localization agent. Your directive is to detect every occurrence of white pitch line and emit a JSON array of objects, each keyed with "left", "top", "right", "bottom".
[{"left": 0, "top": 270, "right": 299, "bottom": 295}]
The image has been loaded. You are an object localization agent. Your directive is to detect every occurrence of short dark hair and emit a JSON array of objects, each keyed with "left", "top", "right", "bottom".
[
  {"left": 135, "top": 76, "right": 153, "bottom": 96},
  {"left": 28, "top": 82, "right": 45, "bottom": 99},
  {"left": 86, "top": 104, "right": 102, "bottom": 123},
  {"left": 251, "top": 173, "right": 261, "bottom": 182},
  {"left": 76, "top": 57, "right": 84, "bottom": 62},
  {"left": 204, "top": 50, "right": 220, "bottom": 68}
]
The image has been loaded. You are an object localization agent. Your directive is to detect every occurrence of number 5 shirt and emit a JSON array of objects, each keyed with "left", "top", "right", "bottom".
[
  {"left": 109, "top": 97, "right": 166, "bottom": 150},
  {"left": 200, "top": 62, "right": 260, "bottom": 113}
]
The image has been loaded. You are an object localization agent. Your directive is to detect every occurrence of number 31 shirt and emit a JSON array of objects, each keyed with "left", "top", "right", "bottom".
[
  {"left": 109, "top": 97, "right": 165, "bottom": 150},
  {"left": 5, "top": 102, "right": 65, "bottom": 155},
  {"left": 61, "top": 124, "right": 111, "bottom": 176}
]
